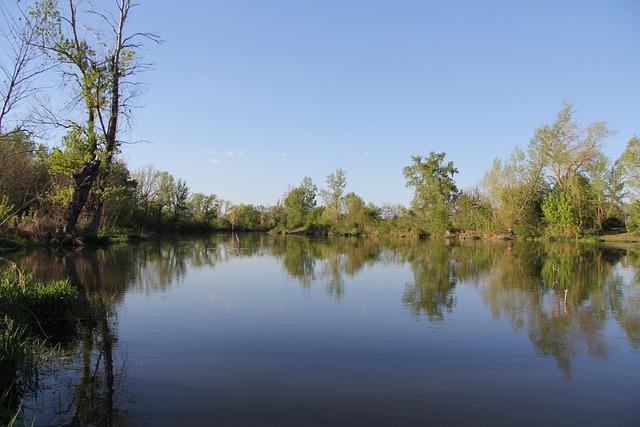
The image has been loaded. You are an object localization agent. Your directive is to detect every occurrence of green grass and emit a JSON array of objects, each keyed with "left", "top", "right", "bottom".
[
  {"left": 0, "top": 268, "right": 78, "bottom": 424},
  {"left": 0, "top": 271, "right": 78, "bottom": 327}
]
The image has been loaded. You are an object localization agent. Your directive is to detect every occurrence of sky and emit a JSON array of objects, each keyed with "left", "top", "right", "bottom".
[{"left": 75, "top": 1, "right": 640, "bottom": 205}]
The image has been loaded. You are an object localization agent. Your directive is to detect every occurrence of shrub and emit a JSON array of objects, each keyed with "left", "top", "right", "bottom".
[{"left": 542, "top": 190, "right": 580, "bottom": 238}]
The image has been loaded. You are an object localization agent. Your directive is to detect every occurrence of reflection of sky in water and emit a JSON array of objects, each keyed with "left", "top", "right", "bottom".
[{"left": 14, "top": 236, "right": 640, "bottom": 427}]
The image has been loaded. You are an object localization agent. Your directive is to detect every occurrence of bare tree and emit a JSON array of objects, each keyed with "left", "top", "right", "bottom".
[{"left": 0, "top": 0, "right": 52, "bottom": 134}]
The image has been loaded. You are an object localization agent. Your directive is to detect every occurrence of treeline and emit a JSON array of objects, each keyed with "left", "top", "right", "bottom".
[
  {"left": 271, "top": 103, "right": 640, "bottom": 239},
  {"left": 1, "top": 104, "right": 640, "bottom": 241},
  {"left": 1, "top": 4, "right": 639, "bottom": 241}
]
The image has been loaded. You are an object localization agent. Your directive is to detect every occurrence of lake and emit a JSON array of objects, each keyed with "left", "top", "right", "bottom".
[{"left": 11, "top": 234, "right": 640, "bottom": 426}]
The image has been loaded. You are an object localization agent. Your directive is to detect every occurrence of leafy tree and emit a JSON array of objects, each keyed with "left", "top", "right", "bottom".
[
  {"left": 452, "top": 191, "right": 494, "bottom": 234},
  {"left": 343, "top": 192, "right": 378, "bottom": 232},
  {"left": 31, "top": 0, "right": 159, "bottom": 240},
  {"left": 284, "top": 177, "right": 317, "bottom": 229},
  {"left": 403, "top": 152, "right": 459, "bottom": 236},
  {"left": 542, "top": 190, "right": 580, "bottom": 238},
  {"left": 189, "top": 193, "right": 220, "bottom": 227},
  {"left": 627, "top": 201, "right": 640, "bottom": 236},
  {"left": 619, "top": 136, "right": 640, "bottom": 199},
  {"left": 320, "top": 168, "right": 347, "bottom": 222},
  {"left": 527, "top": 103, "right": 612, "bottom": 192},
  {"left": 0, "top": 132, "right": 49, "bottom": 226},
  {"left": 170, "top": 180, "right": 190, "bottom": 226}
]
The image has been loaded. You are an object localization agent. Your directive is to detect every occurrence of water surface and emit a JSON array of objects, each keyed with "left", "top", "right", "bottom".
[{"left": 13, "top": 235, "right": 640, "bottom": 426}]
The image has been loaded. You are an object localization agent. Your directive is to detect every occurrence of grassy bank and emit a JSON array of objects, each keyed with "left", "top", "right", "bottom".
[{"left": 0, "top": 266, "right": 78, "bottom": 424}]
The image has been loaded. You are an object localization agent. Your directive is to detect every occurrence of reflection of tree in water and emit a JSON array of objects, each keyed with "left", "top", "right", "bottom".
[
  {"left": 12, "top": 250, "right": 130, "bottom": 426},
  {"left": 401, "top": 240, "right": 456, "bottom": 321},
  {"left": 9, "top": 234, "right": 640, "bottom": 414},
  {"left": 275, "top": 237, "right": 382, "bottom": 298},
  {"left": 615, "top": 248, "right": 640, "bottom": 348},
  {"left": 478, "top": 243, "right": 632, "bottom": 377},
  {"left": 393, "top": 240, "right": 639, "bottom": 377}
]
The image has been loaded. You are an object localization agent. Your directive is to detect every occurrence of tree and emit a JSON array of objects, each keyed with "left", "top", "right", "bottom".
[
  {"left": 542, "top": 189, "right": 580, "bottom": 238},
  {"left": 527, "top": 103, "right": 612, "bottom": 192},
  {"left": 32, "top": 0, "right": 159, "bottom": 241},
  {"left": 320, "top": 168, "right": 347, "bottom": 222},
  {"left": 619, "top": 136, "right": 640, "bottom": 199},
  {"left": 452, "top": 191, "right": 493, "bottom": 234},
  {"left": 169, "top": 180, "right": 189, "bottom": 227},
  {"left": 284, "top": 177, "right": 317, "bottom": 229},
  {"left": 627, "top": 201, "right": 640, "bottom": 236},
  {"left": 0, "top": 1, "right": 51, "bottom": 134},
  {"left": 189, "top": 193, "right": 220, "bottom": 228},
  {"left": 0, "top": 131, "right": 49, "bottom": 227},
  {"left": 343, "top": 192, "right": 368, "bottom": 231},
  {"left": 403, "top": 152, "right": 459, "bottom": 236}
]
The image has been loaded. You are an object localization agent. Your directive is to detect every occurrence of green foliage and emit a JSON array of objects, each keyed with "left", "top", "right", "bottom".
[
  {"left": 0, "top": 271, "right": 78, "bottom": 327},
  {"left": 0, "top": 266, "right": 78, "bottom": 424},
  {"left": 452, "top": 192, "right": 494, "bottom": 234},
  {"left": 0, "top": 318, "right": 47, "bottom": 423},
  {"left": 403, "top": 152, "right": 459, "bottom": 236},
  {"left": 627, "top": 201, "right": 640, "bottom": 236},
  {"left": 320, "top": 168, "right": 347, "bottom": 222},
  {"left": 284, "top": 177, "right": 317, "bottom": 229},
  {"left": 542, "top": 190, "right": 580, "bottom": 238},
  {"left": 619, "top": 136, "right": 640, "bottom": 198}
]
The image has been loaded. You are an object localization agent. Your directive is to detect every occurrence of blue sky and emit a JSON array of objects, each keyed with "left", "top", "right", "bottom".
[{"left": 118, "top": 0, "right": 640, "bottom": 205}]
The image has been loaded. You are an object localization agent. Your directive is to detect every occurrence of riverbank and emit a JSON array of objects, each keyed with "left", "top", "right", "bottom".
[{"left": 0, "top": 266, "right": 79, "bottom": 424}]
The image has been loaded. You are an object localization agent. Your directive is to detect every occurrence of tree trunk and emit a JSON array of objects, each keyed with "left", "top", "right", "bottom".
[
  {"left": 57, "top": 157, "right": 101, "bottom": 241},
  {"left": 84, "top": 197, "right": 104, "bottom": 239}
]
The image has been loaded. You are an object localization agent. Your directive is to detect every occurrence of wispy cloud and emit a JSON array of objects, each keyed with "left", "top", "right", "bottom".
[
  {"left": 264, "top": 150, "right": 288, "bottom": 158},
  {"left": 225, "top": 150, "right": 245, "bottom": 157},
  {"left": 210, "top": 158, "right": 223, "bottom": 165}
]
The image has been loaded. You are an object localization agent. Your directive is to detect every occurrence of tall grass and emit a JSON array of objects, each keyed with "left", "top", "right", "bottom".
[{"left": 0, "top": 266, "right": 78, "bottom": 424}]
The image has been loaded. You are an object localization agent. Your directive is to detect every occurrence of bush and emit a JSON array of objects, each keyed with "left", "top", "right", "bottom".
[{"left": 542, "top": 190, "right": 580, "bottom": 238}]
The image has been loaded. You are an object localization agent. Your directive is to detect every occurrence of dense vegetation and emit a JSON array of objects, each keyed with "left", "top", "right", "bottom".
[
  {"left": 1, "top": 2, "right": 639, "bottom": 243},
  {"left": 1, "top": 104, "right": 639, "bottom": 242}
]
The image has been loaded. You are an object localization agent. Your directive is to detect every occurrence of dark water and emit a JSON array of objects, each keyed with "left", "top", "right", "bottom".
[{"left": 11, "top": 235, "right": 640, "bottom": 426}]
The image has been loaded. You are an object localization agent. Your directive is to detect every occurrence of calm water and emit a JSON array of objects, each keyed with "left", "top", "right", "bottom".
[{"left": 11, "top": 235, "right": 640, "bottom": 426}]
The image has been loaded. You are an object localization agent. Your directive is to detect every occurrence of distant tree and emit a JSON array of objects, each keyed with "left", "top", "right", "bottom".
[
  {"left": 343, "top": 192, "right": 368, "bottom": 231},
  {"left": 403, "top": 152, "right": 459, "bottom": 236},
  {"left": 619, "top": 136, "right": 640, "bottom": 199},
  {"left": 527, "top": 103, "right": 612, "bottom": 192},
  {"left": 170, "top": 179, "right": 190, "bottom": 226},
  {"left": 189, "top": 193, "right": 220, "bottom": 227},
  {"left": 452, "top": 191, "right": 493, "bottom": 234},
  {"left": 542, "top": 189, "right": 581, "bottom": 238},
  {"left": 627, "top": 201, "right": 640, "bottom": 236},
  {"left": 321, "top": 168, "right": 347, "bottom": 222},
  {"left": 284, "top": 177, "right": 317, "bottom": 229}
]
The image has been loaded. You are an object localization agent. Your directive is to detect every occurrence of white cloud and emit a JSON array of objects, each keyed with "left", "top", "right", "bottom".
[
  {"left": 225, "top": 150, "right": 245, "bottom": 157},
  {"left": 210, "top": 158, "right": 223, "bottom": 165}
]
